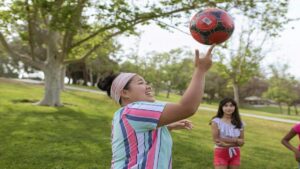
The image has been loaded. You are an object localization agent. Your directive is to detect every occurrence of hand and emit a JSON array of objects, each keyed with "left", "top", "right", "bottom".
[
  {"left": 194, "top": 44, "right": 216, "bottom": 72},
  {"left": 295, "top": 150, "right": 300, "bottom": 162},
  {"left": 237, "top": 138, "right": 244, "bottom": 146},
  {"left": 167, "top": 119, "right": 193, "bottom": 131},
  {"left": 215, "top": 139, "right": 231, "bottom": 147}
]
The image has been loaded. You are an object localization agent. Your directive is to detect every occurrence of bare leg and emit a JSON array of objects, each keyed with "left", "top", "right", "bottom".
[
  {"left": 229, "top": 165, "right": 240, "bottom": 169},
  {"left": 215, "top": 166, "right": 228, "bottom": 169}
]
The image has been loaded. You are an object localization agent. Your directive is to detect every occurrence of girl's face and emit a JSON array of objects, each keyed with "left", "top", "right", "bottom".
[
  {"left": 123, "top": 75, "right": 155, "bottom": 103},
  {"left": 222, "top": 102, "right": 235, "bottom": 116}
]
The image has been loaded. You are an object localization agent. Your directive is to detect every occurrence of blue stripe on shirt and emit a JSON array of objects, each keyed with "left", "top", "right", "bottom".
[
  {"left": 120, "top": 115, "right": 130, "bottom": 169},
  {"left": 126, "top": 114, "right": 158, "bottom": 123}
]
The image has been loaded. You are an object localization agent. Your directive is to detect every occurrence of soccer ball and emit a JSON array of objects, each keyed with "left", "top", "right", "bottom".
[{"left": 190, "top": 8, "right": 234, "bottom": 45}]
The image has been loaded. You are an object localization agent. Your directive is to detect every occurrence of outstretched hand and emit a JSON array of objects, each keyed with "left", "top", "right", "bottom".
[
  {"left": 167, "top": 119, "right": 193, "bottom": 131},
  {"left": 194, "top": 44, "right": 216, "bottom": 72}
]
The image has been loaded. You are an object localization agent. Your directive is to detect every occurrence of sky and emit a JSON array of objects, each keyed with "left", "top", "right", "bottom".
[{"left": 118, "top": 0, "right": 300, "bottom": 79}]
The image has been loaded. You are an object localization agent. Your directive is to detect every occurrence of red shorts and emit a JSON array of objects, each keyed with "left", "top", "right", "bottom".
[{"left": 214, "top": 147, "right": 240, "bottom": 166}]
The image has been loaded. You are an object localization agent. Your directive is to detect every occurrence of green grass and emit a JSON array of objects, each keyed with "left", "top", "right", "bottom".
[
  {"left": 68, "top": 83, "right": 98, "bottom": 90},
  {"left": 0, "top": 79, "right": 299, "bottom": 169},
  {"left": 0, "top": 79, "right": 116, "bottom": 169}
]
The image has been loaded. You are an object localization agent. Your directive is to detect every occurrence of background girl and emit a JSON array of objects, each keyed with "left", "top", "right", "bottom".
[{"left": 210, "top": 98, "right": 245, "bottom": 169}]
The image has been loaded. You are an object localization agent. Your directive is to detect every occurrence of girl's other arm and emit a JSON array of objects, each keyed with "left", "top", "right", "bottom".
[
  {"left": 211, "top": 122, "right": 235, "bottom": 147},
  {"left": 281, "top": 128, "right": 300, "bottom": 162}
]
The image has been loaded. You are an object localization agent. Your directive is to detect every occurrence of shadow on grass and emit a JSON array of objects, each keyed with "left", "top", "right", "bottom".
[{"left": 0, "top": 104, "right": 112, "bottom": 169}]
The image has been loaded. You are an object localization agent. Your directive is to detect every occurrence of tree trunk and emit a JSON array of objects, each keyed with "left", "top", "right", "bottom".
[
  {"left": 37, "top": 63, "right": 63, "bottom": 106},
  {"left": 154, "top": 87, "right": 160, "bottom": 96},
  {"left": 83, "top": 66, "right": 88, "bottom": 86},
  {"left": 89, "top": 68, "right": 93, "bottom": 87},
  {"left": 233, "top": 83, "right": 240, "bottom": 105},
  {"left": 67, "top": 76, "right": 71, "bottom": 84},
  {"left": 278, "top": 103, "right": 283, "bottom": 114},
  {"left": 96, "top": 74, "right": 101, "bottom": 85},
  {"left": 295, "top": 104, "right": 299, "bottom": 115},
  {"left": 166, "top": 84, "right": 171, "bottom": 98},
  {"left": 287, "top": 105, "right": 290, "bottom": 115},
  {"left": 60, "top": 66, "right": 66, "bottom": 90}
]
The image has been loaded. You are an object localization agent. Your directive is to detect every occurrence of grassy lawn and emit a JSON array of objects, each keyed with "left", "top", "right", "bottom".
[{"left": 0, "top": 79, "right": 299, "bottom": 169}]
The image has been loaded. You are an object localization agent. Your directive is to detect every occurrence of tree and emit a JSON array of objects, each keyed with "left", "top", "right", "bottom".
[
  {"left": 239, "top": 77, "right": 268, "bottom": 100},
  {"left": 0, "top": 48, "right": 19, "bottom": 78},
  {"left": 0, "top": 0, "right": 289, "bottom": 106},
  {"left": 119, "top": 48, "right": 194, "bottom": 97},
  {"left": 0, "top": 0, "right": 199, "bottom": 106},
  {"left": 87, "top": 54, "right": 119, "bottom": 86},
  {"left": 204, "top": 65, "right": 230, "bottom": 102},
  {"left": 293, "top": 83, "right": 300, "bottom": 115},
  {"left": 140, "top": 52, "right": 168, "bottom": 96},
  {"left": 172, "top": 58, "right": 194, "bottom": 95},
  {"left": 263, "top": 64, "right": 299, "bottom": 114},
  {"left": 162, "top": 49, "right": 194, "bottom": 98},
  {"left": 214, "top": 25, "right": 270, "bottom": 105},
  {"left": 0, "top": 39, "right": 34, "bottom": 78}
]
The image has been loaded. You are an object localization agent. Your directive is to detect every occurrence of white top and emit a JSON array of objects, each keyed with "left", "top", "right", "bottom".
[{"left": 212, "top": 117, "right": 244, "bottom": 139}]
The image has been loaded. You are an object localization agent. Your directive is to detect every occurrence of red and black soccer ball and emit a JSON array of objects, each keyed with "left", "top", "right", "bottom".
[{"left": 190, "top": 8, "right": 234, "bottom": 45}]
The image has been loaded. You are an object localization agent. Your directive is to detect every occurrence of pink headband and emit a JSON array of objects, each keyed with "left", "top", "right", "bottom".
[{"left": 110, "top": 72, "right": 136, "bottom": 104}]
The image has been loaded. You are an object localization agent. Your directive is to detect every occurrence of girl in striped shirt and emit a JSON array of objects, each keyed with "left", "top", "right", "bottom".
[{"left": 98, "top": 45, "right": 215, "bottom": 169}]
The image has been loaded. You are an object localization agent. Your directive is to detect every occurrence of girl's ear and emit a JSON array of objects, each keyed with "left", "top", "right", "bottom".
[{"left": 120, "top": 89, "right": 130, "bottom": 99}]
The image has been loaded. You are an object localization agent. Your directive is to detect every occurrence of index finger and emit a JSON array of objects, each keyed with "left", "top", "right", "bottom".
[{"left": 206, "top": 44, "right": 216, "bottom": 56}]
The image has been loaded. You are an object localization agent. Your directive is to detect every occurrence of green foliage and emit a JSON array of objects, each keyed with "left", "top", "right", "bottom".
[
  {"left": 163, "top": 49, "right": 194, "bottom": 93},
  {"left": 0, "top": 0, "right": 290, "bottom": 61},
  {"left": 215, "top": 33, "right": 263, "bottom": 86},
  {"left": 119, "top": 48, "right": 194, "bottom": 96},
  {"left": 205, "top": 65, "right": 231, "bottom": 100},
  {"left": 0, "top": 46, "right": 20, "bottom": 77},
  {"left": 214, "top": 28, "right": 266, "bottom": 104},
  {"left": 0, "top": 0, "right": 290, "bottom": 73},
  {"left": 263, "top": 64, "right": 299, "bottom": 107}
]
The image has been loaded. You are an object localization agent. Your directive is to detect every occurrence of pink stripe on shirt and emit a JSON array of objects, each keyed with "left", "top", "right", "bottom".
[
  {"left": 122, "top": 116, "right": 138, "bottom": 168},
  {"left": 127, "top": 108, "right": 161, "bottom": 120},
  {"left": 146, "top": 130, "right": 158, "bottom": 169}
]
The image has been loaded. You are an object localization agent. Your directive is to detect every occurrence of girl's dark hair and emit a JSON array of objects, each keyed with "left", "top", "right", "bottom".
[
  {"left": 97, "top": 73, "right": 132, "bottom": 104},
  {"left": 210, "top": 98, "right": 242, "bottom": 129},
  {"left": 97, "top": 73, "right": 119, "bottom": 97}
]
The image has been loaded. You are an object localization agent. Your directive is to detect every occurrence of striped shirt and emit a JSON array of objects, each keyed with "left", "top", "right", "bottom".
[{"left": 111, "top": 101, "right": 172, "bottom": 169}]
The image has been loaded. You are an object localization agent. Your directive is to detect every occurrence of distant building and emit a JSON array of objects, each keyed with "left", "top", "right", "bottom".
[{"left": 244, "top": 96, "right": 268, "bottom": 105}]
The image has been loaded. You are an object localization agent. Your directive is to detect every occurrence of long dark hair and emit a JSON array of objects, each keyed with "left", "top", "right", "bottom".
[{"left": 210, "top": 98, "right": 242, "bottom": 129}]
